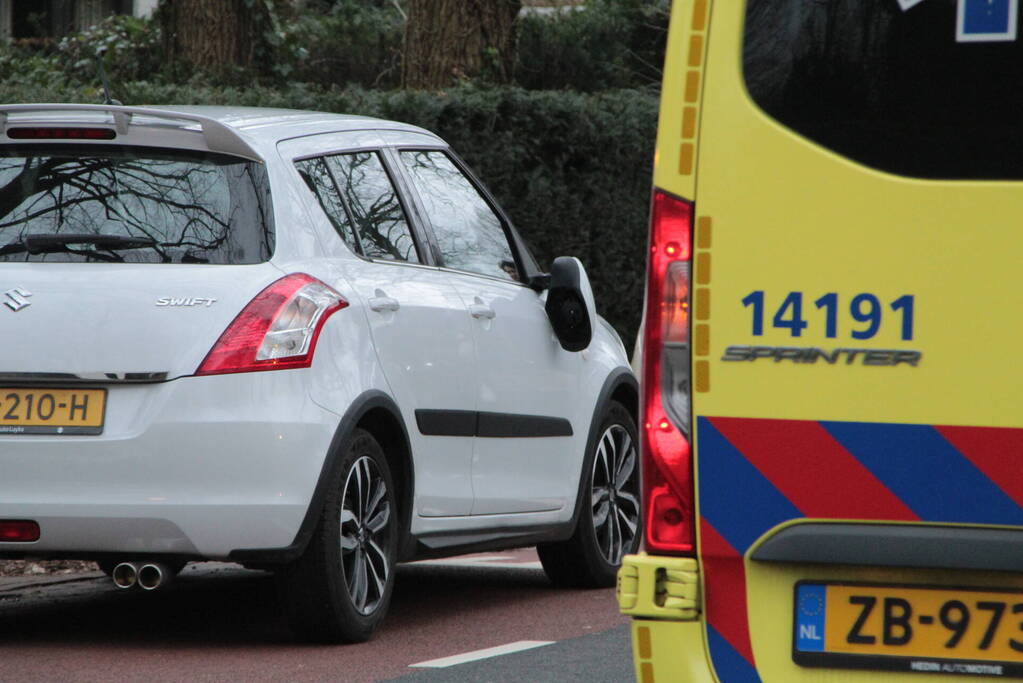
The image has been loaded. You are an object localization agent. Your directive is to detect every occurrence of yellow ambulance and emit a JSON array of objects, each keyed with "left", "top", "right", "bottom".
[{"left": 618, "top": 0, "right": 1023, "bottom": 680}]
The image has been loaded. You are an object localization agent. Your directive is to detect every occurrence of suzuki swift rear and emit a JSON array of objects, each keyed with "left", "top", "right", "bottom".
[
  {"left": 0, "top": 109, "right": 331, "bottom": 575},
  {"left": 0, "top": 104, "right": 639, "bottom": 644},
  {"left": 620, "top": 0, "right": 1023, "bottom": 680}
]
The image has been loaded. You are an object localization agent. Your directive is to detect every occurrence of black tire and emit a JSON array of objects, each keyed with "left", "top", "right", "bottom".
[
  {"left": 277, "top": 428, "right": 398, "bottom": 643},
  {"left": 537, "top": 401, "right": 641, "bottom": 588}
]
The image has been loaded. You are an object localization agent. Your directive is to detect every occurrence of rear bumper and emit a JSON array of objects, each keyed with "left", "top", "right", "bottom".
[
  {"left": 618, "top": 553, "right": 715, "bottom": 681},
  {"left": 0, "top": 372, "right": 339, "bottom": 559}
]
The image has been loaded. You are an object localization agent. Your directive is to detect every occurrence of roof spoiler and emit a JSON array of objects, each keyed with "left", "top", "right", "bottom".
[{"left": 0, "top": 103, "right": 261, "bottom": 162}]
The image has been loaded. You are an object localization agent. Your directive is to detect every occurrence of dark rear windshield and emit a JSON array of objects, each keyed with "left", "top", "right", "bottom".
[
  {"left": 0, "top": 145, "right": 274, "bottom": 263},
  {"left": 744, "top": 0, "right": 1023, "bottom": 180}
]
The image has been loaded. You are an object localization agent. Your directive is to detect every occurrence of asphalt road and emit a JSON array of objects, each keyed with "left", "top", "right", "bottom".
[{"left": 0, "top": 549, "right": 634, "bottom": 682}]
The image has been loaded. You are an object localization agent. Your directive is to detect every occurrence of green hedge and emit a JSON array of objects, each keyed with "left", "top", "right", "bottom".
[
  {"left": 0, "top": 83, "right": 655, "bottom": 346},
  {"left": 516, "top": 1, "right": 669, "bottom": 91}
]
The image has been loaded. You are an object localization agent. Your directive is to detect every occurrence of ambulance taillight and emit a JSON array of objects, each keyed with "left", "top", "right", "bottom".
[{"left": 641, "top": 189, "right": 695, "bottom": 554}]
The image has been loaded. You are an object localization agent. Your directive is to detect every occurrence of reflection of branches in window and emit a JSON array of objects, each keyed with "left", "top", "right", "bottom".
[
  {"left": 400, "top": 150, "right": 512, "bottom": 279},
  {"left": 0, "top": 157, "right": 104, "bottom": 221},
  {"left": 329, "top": 152, "right": 416, "bottom": 262},
  {"left": 244, "top": 164, "right": 275, "bottom": 260},
  {"left": 0, "top": 152, "right": 265, "bottom": 264},
  {"left": 297, "top": 157, "right": 360, "bottom": 255}
]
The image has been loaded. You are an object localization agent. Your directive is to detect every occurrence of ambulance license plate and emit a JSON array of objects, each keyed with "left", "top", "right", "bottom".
[{"left": 794, "top": 582, "right": 1023, "bottom": 677}]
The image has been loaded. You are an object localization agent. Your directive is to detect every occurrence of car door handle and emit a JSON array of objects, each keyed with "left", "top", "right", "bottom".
[
  {"left": 369, "top": 295, "right": 400, "bottom": 313},
  {"left": 469, "top": 302, "right": 495, "bottom": 320}
]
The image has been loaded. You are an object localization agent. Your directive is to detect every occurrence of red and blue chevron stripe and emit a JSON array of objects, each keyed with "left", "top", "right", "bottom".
[{"left": 696, "top": 416, "right": 1023, "bottom": 682}]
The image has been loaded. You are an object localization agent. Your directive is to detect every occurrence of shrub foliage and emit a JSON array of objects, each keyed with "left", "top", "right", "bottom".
[{"left": 516, "top": 0, "right": 668, "bottom": 91}]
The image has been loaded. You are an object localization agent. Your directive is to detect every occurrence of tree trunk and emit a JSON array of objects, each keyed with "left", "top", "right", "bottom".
[
  {"left": 158, "top": 0, "right": 271, "bottom": 72},
  {"left": 403, "top": 0, "right": 522, "bottom": 90}
]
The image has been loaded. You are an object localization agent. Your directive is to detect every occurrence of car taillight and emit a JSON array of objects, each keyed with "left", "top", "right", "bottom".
[
  {"left": 0, "top": 520, "right": 40, "bottom": 542},
  {"left": 641, "top": 189, "right": 695, "bottom": 554},
  {"left": 196, "top": 273, "right": 347, "bottom": 376}
]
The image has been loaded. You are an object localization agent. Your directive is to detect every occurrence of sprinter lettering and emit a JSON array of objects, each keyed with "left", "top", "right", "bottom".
[{"left": 722, "top": 346, "right": 921, "bottom": 366}]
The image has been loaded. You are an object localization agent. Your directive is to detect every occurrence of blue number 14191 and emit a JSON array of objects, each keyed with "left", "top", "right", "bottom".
[{"left": 742, "top": 291, "right": 914, "bottom": 341}]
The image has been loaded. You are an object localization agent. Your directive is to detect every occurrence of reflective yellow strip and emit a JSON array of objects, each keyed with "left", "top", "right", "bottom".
[
  {"left": 696, "top": 216, "right": 712, "bottom": 248},
  {"left": 688, "top": 34, "right": 704, "bottom": 67},
  {"left": 638, "top": 626, "right": 653, "bottom": 658},
  {"left": 692, "top": 0, "right": 708, "bottom": 31},
  {"left": 679, "top": 143, "right": 694, "bottom": 175},
  {"left": 695, "top": 288, "right": 710, "bottom": 320},
  {"left": 694, "top": 324, "right": 710, "bottom": 356},
  {"left": 682, "top": 106, "right": 697, "bottom": 139},
  {"left": 695, "top": 252, "right": 711, "bottom": 285},
  {"left": 685, "top": 70, "right": 701, "bottom": 103},
  {"left": 695, "top": 360, "right": 711, "bottom": 393}
]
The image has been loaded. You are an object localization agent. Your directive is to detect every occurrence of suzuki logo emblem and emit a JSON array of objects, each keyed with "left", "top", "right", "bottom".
[{"left": 3, "top": 288, "right": 32, "bottom": 312}]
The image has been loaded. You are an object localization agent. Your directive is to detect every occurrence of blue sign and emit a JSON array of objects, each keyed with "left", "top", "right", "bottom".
[
  {"left": 958, "top": 0, "right": 1018, "bottom": 42},
  {"left": 795, "top": 584, "right": 827, "bottom": 652}
]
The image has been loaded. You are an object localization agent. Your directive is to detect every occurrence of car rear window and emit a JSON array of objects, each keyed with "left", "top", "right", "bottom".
[
  {"left": 0, "top": 145, "right": 274, "bottom": 263},
  {"left": 744, "top": 0, "right": 1023, "bottom": 180}
]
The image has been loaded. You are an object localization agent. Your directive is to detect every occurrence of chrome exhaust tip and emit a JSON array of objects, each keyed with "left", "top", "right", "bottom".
[
  {"left": 111, "top": 562, "right": 138, "bottom": 589},
  {"left": 137, "top": 563, "right": 169, "bottom": 591}
]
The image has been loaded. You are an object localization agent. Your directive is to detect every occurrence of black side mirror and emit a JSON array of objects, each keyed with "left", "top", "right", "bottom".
[{"left": 544, "top": 256, "right": 596, "bottom": 352}]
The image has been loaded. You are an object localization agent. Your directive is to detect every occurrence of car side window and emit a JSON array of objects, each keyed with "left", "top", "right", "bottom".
[
  {"left": 326, "top": 151, "right": 420, "bottom": 263},
  {"left": 398, "top": 150, "right": 517, "bottom": 281},
  {"left": 295, "top": 157, "right": 360, "bottom": 254}
]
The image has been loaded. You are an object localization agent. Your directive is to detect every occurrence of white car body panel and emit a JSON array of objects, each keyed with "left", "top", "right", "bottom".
[
  {"left": 0, "top": 372, "right": 338, "bottom": 557},
  {"left": 338, "top": 258, "right": 480, "bottom": 518},
  {"left": 444, "top": 272, "right": 582, "bottom": 515},
  {"left": 1, "top": 263, "right": 280, "bottom": 379}
]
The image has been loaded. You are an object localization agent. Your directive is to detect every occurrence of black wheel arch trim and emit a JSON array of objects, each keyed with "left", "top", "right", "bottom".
[
  {"left": 229, "top": 390, "right": 414, "bottom": 565},
  {"left": 566, "top": 367, "right": 639, "bottom": 531}
]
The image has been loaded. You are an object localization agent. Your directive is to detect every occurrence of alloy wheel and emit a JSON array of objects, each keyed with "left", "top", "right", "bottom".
[
  {"left": 339, "top": 455, "right": 393, "bottom": 615},
  {"left": 590, "top": 424, "right": 640, "bottom": 566}
]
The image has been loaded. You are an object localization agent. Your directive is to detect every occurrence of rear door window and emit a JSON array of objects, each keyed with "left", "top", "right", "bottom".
[
  {"left": 325, "top": 151, "right": 420, "bottom": 263},
  {"left": 744, "top": 0, "right": 1023, "bottom": 179},
  {"left": 0, "top": 145, "right": 274, "bottom": 263},
  {"left": 295, "top": 156, "right": 360, "bottom": 254}
]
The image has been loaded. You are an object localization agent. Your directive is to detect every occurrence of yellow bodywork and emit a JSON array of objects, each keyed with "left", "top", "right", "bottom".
[{"left": 625, "top": 0, "right": 1023, "bottom": 680}]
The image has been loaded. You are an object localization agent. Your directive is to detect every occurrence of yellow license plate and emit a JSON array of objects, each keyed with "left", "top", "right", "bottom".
[
  {"left": 0, "top": 388, "right": 106, "bottom": 435},
  {"left": 795, "top": 582, "right": 1023, "bottom": 677}
]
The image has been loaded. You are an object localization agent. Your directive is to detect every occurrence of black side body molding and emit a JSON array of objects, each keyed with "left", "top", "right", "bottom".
[
  {"left": 752, "top": 522, "right": 1023, "bottom": 572},
  {"left": 415, "top": 409, "right": 573, "bottom": 438},
  {"left": 478, "top": 412, "right": 572, "bottom": 438},
  {"left": 415, "top": 409, "right": 476, "bottom": 437},
  {"left": 230, "top": 390, "right": 413, "bottom": 566}
]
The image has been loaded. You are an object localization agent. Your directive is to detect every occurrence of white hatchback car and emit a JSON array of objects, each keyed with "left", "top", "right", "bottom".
[{"left": 0, "top": 104, "right": 639, "bottom": 642}]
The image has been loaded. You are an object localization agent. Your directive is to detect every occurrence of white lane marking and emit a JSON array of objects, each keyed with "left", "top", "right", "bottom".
[
  {"left": 409, "top": 640, "right": 555, "bottom": 669},
  {"left": 411, "top": 557, "right": 544, "bottom": 570},
  {"left": 412, "top": 555, "right": 509, "bottom": 564},
  {"left": 459, "top": 561, "right": 544, "bottom": 569}
]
